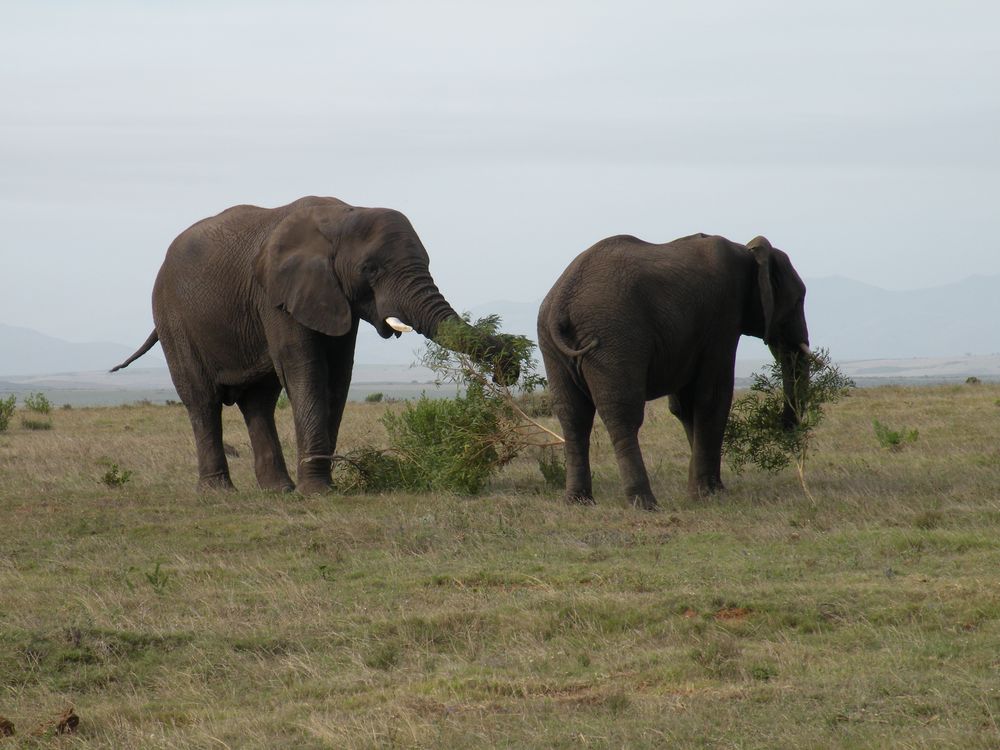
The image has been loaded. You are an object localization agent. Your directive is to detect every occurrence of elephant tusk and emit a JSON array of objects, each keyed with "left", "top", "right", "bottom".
[
  {"left": 386, "top": 316, "right": 413, "bottom": 333},
  {"left": 799, "top": 343, "right": 812, "bottom": 356}
]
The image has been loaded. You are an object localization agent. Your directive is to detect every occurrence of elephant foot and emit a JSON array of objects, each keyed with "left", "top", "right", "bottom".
[
  {"left": 689, "top": 478, "right": 725, "bottom": 500},
  {"left": 296, "top": 479, "right": 333, "bottom": 496},
  {"left": 630, "top": 493, "right": 659, "bottom": 512},
  {"left": 564, "top": 491, "right": 596, "bottom": 506},
  {"left": 260, "top": 480, "right": 296, "bottom": 493},
  {"left": 198, "top": 473, "right": 236, "bottom": 492}
]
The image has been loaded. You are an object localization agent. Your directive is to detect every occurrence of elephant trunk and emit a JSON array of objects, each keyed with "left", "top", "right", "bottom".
[
  {"left": 382, "top": 272, "right": 520, "bottom": 384},
  {"left": 773, "top": 344, "right": 810, "bottom": 431}
]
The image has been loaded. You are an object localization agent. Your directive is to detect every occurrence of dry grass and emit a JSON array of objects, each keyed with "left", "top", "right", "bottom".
[{"left": 1, "top": 384, "right": 999, "bottom": 747}]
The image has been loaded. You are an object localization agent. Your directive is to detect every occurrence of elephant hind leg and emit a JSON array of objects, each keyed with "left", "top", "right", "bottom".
[
  {"left": 237, "top": 375, "right": 294, "bottom": 492},
  {"left": 185, "top": 399, "right": 235, "bottom": 491},
  {"left": 597, "top": 398, "right": 658, "bottom": 511},
  {"left": 545, "top": 361, "right": 597, "bottom": 505}
]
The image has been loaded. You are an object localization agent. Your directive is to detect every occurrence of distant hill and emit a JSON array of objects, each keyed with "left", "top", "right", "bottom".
[
  {"left": 3, "top": 274, "right": 997, "bottom": 380},
  {"left": 0, "top": 323, "right": 165, "bottom": 377},
  {"left": 802, "top": 274, "right": 1000, "bottom": 361}
]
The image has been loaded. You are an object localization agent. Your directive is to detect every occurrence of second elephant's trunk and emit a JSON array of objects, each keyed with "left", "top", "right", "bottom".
[{"left": 774, "top": 344, "right": 810, "bottom": 431}]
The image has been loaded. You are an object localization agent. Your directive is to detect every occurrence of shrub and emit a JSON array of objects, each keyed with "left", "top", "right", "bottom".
[
  {"left": 0, "top": 395, "right": 15, "bottom": 432},
  {"left": 724, "top": 348, "right": 854, "bottom": 492},
  {"left": 24, "top": 392, "right": 51, "bottom": 414},
  {"left": 335, "top": 315, "right": 561, "bottom": 495},
  {"left": 537, "top": 446, "right": 566, "bottom": 489},
  {"left": 365, "top": 392, "right": 384, "bottom": 403},
  {"left": 276, "top": 390, "right": 290, "bottom": 410},
  {"left": 872, "top": 419, "right": 918, "bottom": 451},
  {"left": 101, "top": 464, "right": 133, "bottom": 487},
  {"left": 380, "top": 390, "right": 518, "bottom": 493}
]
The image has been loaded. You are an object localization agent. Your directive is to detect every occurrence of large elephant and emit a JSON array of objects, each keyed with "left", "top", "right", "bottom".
[
  {"left": 537, "top": 233, "right": 810, "bottom": 510},
  {"left": 113, "top": 196, "right": 517, "bottom": 494}
]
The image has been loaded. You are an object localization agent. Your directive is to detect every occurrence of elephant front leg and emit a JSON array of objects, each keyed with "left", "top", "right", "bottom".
[
  {"left": 688, "top": 385, "right": 734, "bottom": 498},
  {"left": 279, "top": 362, "right": 335, "bottom": 496}
]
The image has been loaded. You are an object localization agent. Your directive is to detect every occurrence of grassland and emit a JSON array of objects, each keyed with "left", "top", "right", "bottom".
[{"left": 1, "top": 383, "right": 999, "bottom": 748}]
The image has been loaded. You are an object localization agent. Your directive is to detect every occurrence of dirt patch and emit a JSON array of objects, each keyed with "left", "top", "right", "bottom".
[
  {"left": 30, "top": 707, "right": 79, "bottom": 737},
  {"left": 0, "top": 716, "right": 14, "bottom": 736},
  {"left": 714, "top": 607, "right": 752, "bottom": 622}
]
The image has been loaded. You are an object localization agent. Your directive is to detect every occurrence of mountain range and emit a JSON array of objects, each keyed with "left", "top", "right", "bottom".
[{"left": 2, "top": 274, "right": 997, "bottom": 378}]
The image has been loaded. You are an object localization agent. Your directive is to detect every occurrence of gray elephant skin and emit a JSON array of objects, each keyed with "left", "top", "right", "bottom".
[
  {"left": 113, "top": 196, "right": 516, "bottom": 494},
  {"left": 537, "top": 233, "right": 810, "bottom": 509}
]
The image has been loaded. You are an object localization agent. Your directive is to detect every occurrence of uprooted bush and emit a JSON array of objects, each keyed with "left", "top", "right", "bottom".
[
  {"left": 332, "top": 315, "right": 561, "bottom": 494},
  {"left": 723, "top": 348, "right": 854, "bottom": 495}
]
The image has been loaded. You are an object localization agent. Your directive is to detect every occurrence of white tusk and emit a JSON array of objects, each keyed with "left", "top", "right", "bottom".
[
  {"left": 386, "top": 316, "right": 413, "bottom": 333},
  {"left": 799, "top": 343, "right": 813, "bottom": 356}
]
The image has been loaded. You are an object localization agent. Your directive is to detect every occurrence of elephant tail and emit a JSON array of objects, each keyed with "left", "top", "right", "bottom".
[
  {"left": 110, "top": 330, "right": 159, "bottom": 372},
  {"left": 548, "top": 320, "right": 599, "bottom": 360}
]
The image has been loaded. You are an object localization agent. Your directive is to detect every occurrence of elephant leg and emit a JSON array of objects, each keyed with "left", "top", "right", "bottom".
[
  {"left": 325, "top": 323, "right": 358, "bottom": 457},
  {"left": 185, "top": 399, "right": 234, "bottom": 491},
  {"left": 669, "top": 388, "right": 701, "bottom": 491},
  {"left": 668, "top": 390, "right": 694, "bottom": 449},
  {"left": 237, "top": 375, "right": 294, "bottom": 492},
  {"left": 550, "top": 375, "right": 597, "bottom": 505},
  {"left": 688, "top": 379, "right": 734, "bottom": 498},
  {"left": 282, "top": 367, "right": 333, "bottom": 495},
  {"left": 598, "top": 399, "right": 657, "bottom": 511}
]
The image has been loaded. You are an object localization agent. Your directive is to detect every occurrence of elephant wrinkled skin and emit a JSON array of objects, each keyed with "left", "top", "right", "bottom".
[
  {"left": 538, "top": 233, "right": 810, "bottom": 509},
  {"left": 113, "top": 196, "right": 517, "bottom": 494}
]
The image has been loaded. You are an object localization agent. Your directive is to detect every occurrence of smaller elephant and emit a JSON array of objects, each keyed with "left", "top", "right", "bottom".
[{"left": 538, "top": 233, "right": 811, "bottom": 509}]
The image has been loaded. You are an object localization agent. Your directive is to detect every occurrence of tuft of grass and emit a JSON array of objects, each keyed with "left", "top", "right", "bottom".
[
  {"left": 144, "top": 562, "right": 171, "bottom": 595},
  {"left": 873, "top": 418, "right": 919, "bottom": 450},
  {"left": 21, "top": 418, "right": 53, "bottom": 431}
]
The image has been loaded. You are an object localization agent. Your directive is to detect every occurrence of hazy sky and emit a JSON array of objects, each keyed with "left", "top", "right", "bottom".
[{"left": 2, "top": 1, "right": 997, "bottom": 351}]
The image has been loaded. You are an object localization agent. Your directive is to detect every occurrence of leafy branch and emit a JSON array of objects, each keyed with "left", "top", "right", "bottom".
[{"left": 723, "top": 347, "right": 854, "bottom": 500}]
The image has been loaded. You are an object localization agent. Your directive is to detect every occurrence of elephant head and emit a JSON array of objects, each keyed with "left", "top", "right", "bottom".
[
  {"left": 746, "top": 236, "right": 810, "bottom": 429},
  {"left": 253, "top": 201, "right": 520, "bottom": 383}
]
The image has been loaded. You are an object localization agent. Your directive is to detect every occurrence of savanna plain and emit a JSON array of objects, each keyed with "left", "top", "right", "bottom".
[{"left": 2, "top": 383, "right": 1000, "bottom": 748}]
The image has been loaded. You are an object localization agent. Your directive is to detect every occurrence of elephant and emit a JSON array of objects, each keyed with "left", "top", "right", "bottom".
[
  {"left": 113, "top": 196, "right": 518, "bottom": 494},
  {"left": 537, "top": 233, "right": 810, "bottom": 510}
]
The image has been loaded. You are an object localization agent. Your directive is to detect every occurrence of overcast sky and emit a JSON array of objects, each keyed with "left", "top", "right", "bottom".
[{"left": 1, "top": 0, "right": 997, "bottom": 350}]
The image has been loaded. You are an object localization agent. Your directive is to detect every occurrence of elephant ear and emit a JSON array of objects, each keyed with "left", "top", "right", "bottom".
[
  {"left": 254, "top": 210, "right": 353, "bottom": 337},
  {"left": 747, "top": 236, "right": 777, "bottom": 344}
]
